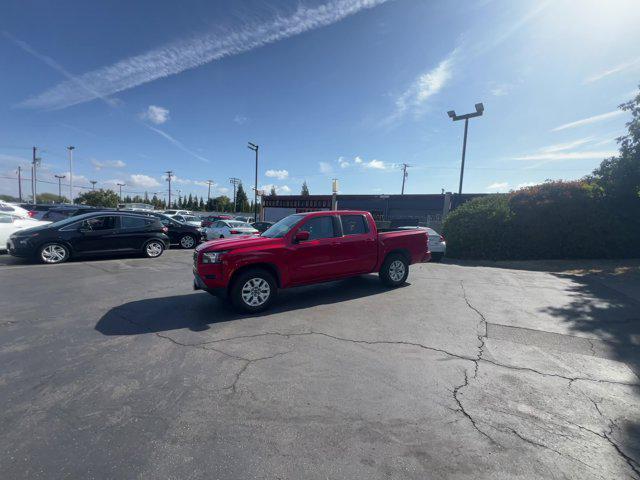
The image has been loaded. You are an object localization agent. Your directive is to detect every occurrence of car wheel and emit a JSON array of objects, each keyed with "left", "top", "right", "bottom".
[
  {"left": 38, "top": 242, "right": 70, "bottom": 264},
  {"left": 143, "top": 239, "right": 165, "bottom": 258},
  {"left": 230, "top": 269, "right": 276, "bottom": 313},
  {"left": 380, "top": 253, "right": 409, "bottom": 287},
  {"left": 179, "top": 234, "right": 196, "bottom": 249}
]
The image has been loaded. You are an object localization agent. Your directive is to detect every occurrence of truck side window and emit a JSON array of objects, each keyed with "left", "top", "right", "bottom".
[
  {"left": 299, "top": 216, "right": 335, "bottom": 240},
  {"left": 340, "top": 215, "right": 368, "bottom": 235}
]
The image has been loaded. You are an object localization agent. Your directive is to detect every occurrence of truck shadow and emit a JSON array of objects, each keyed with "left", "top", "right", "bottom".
[{"left": 95, "top": 275, "right": 407, "bottom": 336}]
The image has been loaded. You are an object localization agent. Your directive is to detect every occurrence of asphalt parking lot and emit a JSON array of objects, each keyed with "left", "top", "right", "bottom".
[{"left": 1, "top": 250, "right": 639, "bottom": 479}]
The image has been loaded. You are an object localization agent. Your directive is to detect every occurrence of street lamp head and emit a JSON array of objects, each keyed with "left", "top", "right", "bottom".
[
  {"left": 447, "top": 110, "right": 456, "bottom": 119},
  {"left": 247, "top": 142, "right": 258, "bottom": 151},
  {"left": 475, "top": 103, "right": 484, "bottom": 114}
]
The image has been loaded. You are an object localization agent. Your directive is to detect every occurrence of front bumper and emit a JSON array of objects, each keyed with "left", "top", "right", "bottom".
[
  {"left": 193, "top": 269, "right": 227, "bottom": 298},
  {"left": 6, "top": 238, "right": 33, "bottom": 258}
]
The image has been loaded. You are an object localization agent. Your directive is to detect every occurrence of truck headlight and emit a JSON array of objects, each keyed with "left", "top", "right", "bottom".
[{"left": 201, "top": 250, "right": 227, "bottom": 264}]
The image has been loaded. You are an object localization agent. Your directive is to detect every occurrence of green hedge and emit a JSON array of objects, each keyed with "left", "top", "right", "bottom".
[{"left": 442, "top": 181, "right": 640, "bottom": 260}]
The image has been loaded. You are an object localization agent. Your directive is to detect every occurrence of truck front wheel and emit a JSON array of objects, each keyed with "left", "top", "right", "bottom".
[
  {"left": 230, "top": 269, "right": 277, "bottom": 313},
  {"left": 380, "top": 253, "right": 409, "bottom": 287}
]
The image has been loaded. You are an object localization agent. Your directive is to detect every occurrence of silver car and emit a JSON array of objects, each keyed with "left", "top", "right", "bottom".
[{"left": 205, "top": 220, "right": 258, "bottom": 239}]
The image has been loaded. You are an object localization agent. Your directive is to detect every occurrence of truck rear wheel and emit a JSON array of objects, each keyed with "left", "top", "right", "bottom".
[
  {"left": 230, "top": 268, "right": 277, "bottom": 313},
  {"left": 380, "top": 253, "right": 409, "bottom": 287}
]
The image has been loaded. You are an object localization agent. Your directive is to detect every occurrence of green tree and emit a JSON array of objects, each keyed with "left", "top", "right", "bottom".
[
  {"left": 36, "top": 192, "right": 69, "bottom": 203},
  {"left": 74, "top": 189, "right": 120, "bottom": 207},
  {"left": 214, "top": 195, "right": 231, "bottom": 212},
  {"left": 199, "top": 196, "right": 205, "bottom": 210},
  {"left": 591, "top": 87, "right": 640, "bottom": 202},
  {"left": 186, "top": 193, "right": 194, "bottom": 209},
  {"left": 301, "top": 181, "right": 310, "bottom": 196},
  {"left": 235, "top": 182, "right": 249, "bottom": 212},
  {"left": 0, "top": 194, "right": 19, "bottom": 202},
  {"left": 269, "top": 186, "right": 277, "bottom": 196}
]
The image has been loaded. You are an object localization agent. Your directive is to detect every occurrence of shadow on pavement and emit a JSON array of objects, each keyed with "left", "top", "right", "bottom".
[
  {"left": 540, "top": 272, "right": 640, "bottom": 472},
  {"left": 95, "top": 275, "right": 402, "bottom": 336}
]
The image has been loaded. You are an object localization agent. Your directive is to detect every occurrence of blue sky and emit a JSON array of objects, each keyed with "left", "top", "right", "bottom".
[{"left": 1, "top": 0, "right": 639, "bottom": 201}]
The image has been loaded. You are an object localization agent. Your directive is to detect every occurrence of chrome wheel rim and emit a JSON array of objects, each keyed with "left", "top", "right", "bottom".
[
  {"left": 180, "top": 235, "right": 195, "bottom": 248},
  {"left": 241, "top": 278, "right": 271, "bottom": 307},
  {"left": 389, "top": 260, "right": 406, "bottom": 282},
  {"left": 41, "top": 244, "right": 67, "bottom": 263},
  {"left": 146, "top": 242, "right": 163, "bottom": 257}
]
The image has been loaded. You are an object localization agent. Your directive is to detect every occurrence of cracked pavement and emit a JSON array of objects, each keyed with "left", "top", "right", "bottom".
[{"left": 0, "top": 250, "right": 639, "bottom": 479}]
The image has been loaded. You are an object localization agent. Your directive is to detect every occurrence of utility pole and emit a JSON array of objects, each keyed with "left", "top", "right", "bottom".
[
  {"left": 31, "top": 147, "right": 38, "bottom": 203},
  {"left": 17, "top": 166, "right": 22, "bottom": 202},
  {"left": 229, "top": 177, "right": 240, "bottom": 213},
  {"left": 400, "top": 163, "right": 411, "bottom": 195},
  {"left": 54, "top": 175, "right": 66, "bottom": 202},
  {"left": 90, "top": 180, "right": 97, "bottom": 191},
  {"left": 205, "top": 180, "right": 214, "bottom": 202},
  {"left": 67, "top": 146, "right": 75, "bottom": 202},
  {"left": 165, "top": 170, "right": 174, "bottom": 207},
  {"left": 117, "top": 183, "right": 126, "bottom": 201},
  {"left": 247, "top": 142, "right": 259, "bottom": 222},
  {"left": 447, "top": 103, "right": 484, "bottom": 195}
]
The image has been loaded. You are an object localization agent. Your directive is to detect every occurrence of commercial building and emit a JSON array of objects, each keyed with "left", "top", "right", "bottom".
[{"left": 262, "top": 193, "right": 483, "bottom": 230}]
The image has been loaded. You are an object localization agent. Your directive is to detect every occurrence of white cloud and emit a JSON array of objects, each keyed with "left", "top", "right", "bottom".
[
  {"left": 486, "top": 181, "right": 539, "bottom": 193},
  {"left": 140, "top": 105, "right": 170, "bottom": 124},
  {"left": 539, "top": 138, "right": 593, "bottom": 153},
  {"left": 145, "top": 125, "right": 209, "bottom": 163},
  {"left": 490, "top": 84, "right": 512, "bottom": 96},
  {"left": 364, "top": 159, "right": 387, "bottom": 169},
  {"left": 354, "top": 156, "right": 363, "bottom": 164},
  {"left": 486, "top": 182, "right": 509, "bottom": 192},
  {"left": 18, "top": 0, "right": 390, "bottom": 109},
  {"left": 391, "top": 49, "right": 457, "bottom": 121},
  {"left": 552, "top": 110, "right": 624, "bottom": 132},
  {"left": 338, "top": 156, "right": 350, "bottom": 168},
  {"left": 319, "top": 161, "right": 333, "bottom": 174},
  {"left": 513, "top": 150, "right": 617, "bottom": 161},
  {"left": 193, "top": 180, "right": 216, "bottom": 188},
  {"left": 91, "top": 159, "right": 126, "bottom": 170},
  {"left": 233, "top": 114, "right": 247, "bottom": 125},
  {"left": 129, "top": 174, "right": 160, "bottom": 188},
  {"left": 261, "top": 183, "right": 291, "bottom": 195},
  {"left": 218, "top": 186, "right": 230, "bottom": 195},
  {"left": 584, "top": 57, "right": 640, "bottom": 84},
  {"left": 265, "top": 169, "right": 289, "bottom": 180}
]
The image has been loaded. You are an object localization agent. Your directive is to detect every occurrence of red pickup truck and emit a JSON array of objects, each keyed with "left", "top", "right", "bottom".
[{"left": 193, "top": 210, "right": 430, "bottom": 312}]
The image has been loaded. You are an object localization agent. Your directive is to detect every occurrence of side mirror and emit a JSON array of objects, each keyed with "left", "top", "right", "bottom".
[{"left": 294, "top": 230, "right": 310, "bottom": 243}]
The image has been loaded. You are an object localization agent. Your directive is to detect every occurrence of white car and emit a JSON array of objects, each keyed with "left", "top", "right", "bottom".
[
  {"left": 163, "top": 209, "right": 192, "bottom": 216},
  {"left": 0, "top": 213, "right": 50, "bottom": 251},
  {"left": 397, "top": 226, "right": 446, "bottom": 261},
  {"left": 170, "top": 214, "right": 202, "bottom": 228},
  {"left": 205, "top": 220, "right": 258, "bottom": 240},
  {"left": 0, "top": 201, "right": 31, "bottom": 219}
]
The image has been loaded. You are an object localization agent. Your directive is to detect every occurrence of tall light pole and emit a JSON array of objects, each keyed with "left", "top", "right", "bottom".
[
  {"left": 229, "top": 177, "right": 240, "bottom": 213},
  {"left": 90, "top": 180, "right": 97, "bottom": 191},
  {"left": 165, "top": 170, "right": 174, "bottom": 207},
  {"left": 17, "top": 166, "right": 23, "bottom": 202},
  {"left": 447, "top": 103, "right": 484, "bottom": 195},
  {"left": 117, "top": 182, "right": 126, "bottom": 201},
  {"left": 31, "top": 146, "right": 39, "bottom": 203},
  {"left": 247, "top": 142, "right": 259, "bottom": 222},
  {"left": 400, "top": 163, "right": 411, "bottom": 195},
  {"left": 67, "top": 146, "right": 75, "bottom": 202},
  {"left": 205, "top": 180, "right": 214, "bottom": 203},
  {"left": 54, "top": 175, "right": 66, "bottom": 202}
]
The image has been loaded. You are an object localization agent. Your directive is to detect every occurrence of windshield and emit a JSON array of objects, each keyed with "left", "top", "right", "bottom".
[
  {"left": 261, "top": 214, "right": 303, "bottom": 238},
  {"left": 183, "top": 216, "right": 199, "bottom": 222}
]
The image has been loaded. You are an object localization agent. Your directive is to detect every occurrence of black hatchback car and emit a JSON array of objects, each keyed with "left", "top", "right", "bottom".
[
  {"left": 7, "top": 211, "right": 170, "bottom": 264},
  {"left": 142, "top": 212, "right": 203, "bottom": 249}
]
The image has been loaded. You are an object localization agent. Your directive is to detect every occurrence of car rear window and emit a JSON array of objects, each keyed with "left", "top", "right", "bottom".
[{"left": 340, "top": 215, "right": 368, "bottom": 235}]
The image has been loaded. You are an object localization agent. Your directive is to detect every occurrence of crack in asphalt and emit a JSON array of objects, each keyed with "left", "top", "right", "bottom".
[{"left": 112, "top": 305, "right": 640, "bottom": 474}]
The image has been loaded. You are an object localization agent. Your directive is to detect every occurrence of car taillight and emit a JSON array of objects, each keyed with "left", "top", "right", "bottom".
[
  {"left": 28, "top": 211, "right": 36, "bottom": 217},
  {"left": 162, "top": 226, "right": 168, "bottom": 233},
  {"left": 439, "top": 235, "right": 445, "bottom": 242},
  {"left": 230, "top": 230, "right": 240, "bottom": 234}
]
